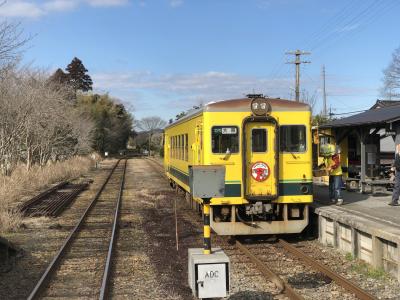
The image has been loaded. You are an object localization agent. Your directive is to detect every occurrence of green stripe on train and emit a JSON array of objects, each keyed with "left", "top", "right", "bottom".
[{"left": 168, "top": 166, "right": 312, "bottom": 197}]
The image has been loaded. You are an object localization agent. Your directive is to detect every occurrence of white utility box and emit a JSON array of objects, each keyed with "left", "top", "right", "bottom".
[{"left": 188, "top": 248, "right": 230, "bottom": 299}]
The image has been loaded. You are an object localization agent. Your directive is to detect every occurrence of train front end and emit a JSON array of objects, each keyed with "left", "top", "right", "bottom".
[{"left": 206, "top": 97, "right": 312, "bottom": 235}]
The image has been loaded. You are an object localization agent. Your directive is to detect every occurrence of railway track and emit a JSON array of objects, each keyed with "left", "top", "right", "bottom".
[
  {"left": 146, "top": 157, "right": 377, "bottom": 300},
  {"left": 27, "top": 159, "right": 127, "bottom": 299},
  {"left": 229, "top": 239, "right": 377, "bottom": 300},
  {"left": 20, "top": 182, "right": 89, "bottom": 217}
]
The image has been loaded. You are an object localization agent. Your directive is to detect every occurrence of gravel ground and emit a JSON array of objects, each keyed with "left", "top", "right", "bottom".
[
  {"left": 146, "top": 158, "right": 400, "bottom": 300},
  {"left": 0, "top": 159, "right": 118, "bottom": 299},
  {"left": 295, "top": 240, "right": 400, "bottom": 299},
  {"left": 2, "top": 157, "right": 400, "bottom": 300}
]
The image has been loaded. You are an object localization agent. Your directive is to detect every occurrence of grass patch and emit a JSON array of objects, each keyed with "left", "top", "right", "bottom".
[
  {"left": 350, "top": 259, "right": 388, "bottom": 280},
  {"left": 0, "top": 156, "right": 95, "bottom": 233},
  {"left": 344, "top": 252, "right": 388, "bottom": 280},
  {"left": 345, "top": 252, "right": 354, "bottom": 261}
]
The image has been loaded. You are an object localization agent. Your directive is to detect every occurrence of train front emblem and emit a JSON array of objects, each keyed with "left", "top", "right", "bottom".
[{"left": 251, "top": 161, "right": 270, "bottom": 182}]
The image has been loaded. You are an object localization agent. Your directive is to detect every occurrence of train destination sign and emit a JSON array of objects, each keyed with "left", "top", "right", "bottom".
[{"left": 221, "top": 127, "right": 237, "bottom": 134}]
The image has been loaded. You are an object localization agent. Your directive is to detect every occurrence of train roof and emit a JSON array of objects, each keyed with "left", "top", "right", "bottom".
[{"left": 165, "top": 97, "right": 310, "bottom": 129}]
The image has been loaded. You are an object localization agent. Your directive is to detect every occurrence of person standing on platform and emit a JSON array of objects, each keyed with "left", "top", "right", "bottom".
[
  {"left": 389, "top": 144, "right": 400, "bottom": 206},
  {"left": 322, "top": 144, "right": 343, "bottom": 205}
]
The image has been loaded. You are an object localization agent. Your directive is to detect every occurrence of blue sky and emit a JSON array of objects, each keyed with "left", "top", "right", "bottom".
[{"left": 1, "top": 0, "right": 399, "bottom": 121}]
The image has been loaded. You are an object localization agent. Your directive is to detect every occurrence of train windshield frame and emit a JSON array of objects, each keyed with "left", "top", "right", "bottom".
[
  {"left": 279, "top": 125, "right": 307, "bottom": 153},
  {"left": 211, "top": 126, "right": 239, "bottom": 154}
]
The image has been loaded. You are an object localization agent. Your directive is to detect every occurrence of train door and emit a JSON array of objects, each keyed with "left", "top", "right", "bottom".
[{"left": 244, "top": 121, "right": 278, "bottom": 199}]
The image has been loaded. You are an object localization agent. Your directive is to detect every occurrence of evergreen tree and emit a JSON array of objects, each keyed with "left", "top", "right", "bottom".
[
  {"left": 65, "top": 57, "right": 93, "bottom": 92},
  {"left": 76, "top": 94, "right": 133, "bottom": 154},
  {"left": 49, "top": 68, "right": 68, "bottom": 85}
]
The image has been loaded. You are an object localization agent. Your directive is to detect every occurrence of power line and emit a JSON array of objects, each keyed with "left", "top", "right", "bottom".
[
  {"left": 303, "top": 0, "right": 364, "bottom": 50},
  {"left": 330, "top": 109, "right": 368, "bottom": 116},
  {"left": 309, "top": 0, "right": 380, "bottom": 51},
  {"left": 312, "top": 0, "right": 398, "bottom": 55}
]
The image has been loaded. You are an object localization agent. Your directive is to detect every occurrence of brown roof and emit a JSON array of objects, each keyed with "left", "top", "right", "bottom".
[
  {"left": 165, "top": 97, "right": 310, "bottom": 129},
  {"left": 205, "top": 98, "right": 310, "bottom": 112}
]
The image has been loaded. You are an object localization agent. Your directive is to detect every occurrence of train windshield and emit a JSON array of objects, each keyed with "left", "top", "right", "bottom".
[
  {"left": 212, "top": 126, "right": 239, "bottom": 153},
  {"left": 252, "top": 128, "right": 268, "bottom": 152},
  {"left": 280, "top": 125, "right": 306, "bottom": 152}
]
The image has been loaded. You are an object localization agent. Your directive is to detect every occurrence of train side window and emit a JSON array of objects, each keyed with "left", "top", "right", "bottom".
[
  {"left": 252, "top": 128, "right": 267, "bottom": 152},
  {"left": 177, "top": 135, "right": 181, "bottom": 159},
  {"left": 170, "top": 137, "right": 173, "bottom": 158},
  {"left": 211, "top": 126, "right": 239, "bottom": 154},
  {"left": 173, "top": 136, "right": 176, "bottom": 158},
  {"left": 280, "top": 125, "right": 306, "bottom": 152},
  {"left": 180, "top": 135, "right": 182, "bottom": 159},
  {"left": 185, "top": 134, "right": 188, "bottom": 161},
  {"left": 181, "top": 134, "right": 184, "bottom": 160},
  {"left": 180, "top": 134, "right": 183, "bottom": 160}
]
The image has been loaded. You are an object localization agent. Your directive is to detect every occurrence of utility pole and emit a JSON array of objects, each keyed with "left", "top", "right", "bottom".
[
  {"left": 286, "top": 50, "right": 311, "bottom": 102},
  {"left": 322, "top": 65, "right": 327, "bottom": 117}
]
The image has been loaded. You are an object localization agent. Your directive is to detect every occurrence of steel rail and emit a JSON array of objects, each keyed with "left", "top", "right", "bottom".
[
  {"left": 20, "top": 181, "right": 69, "bottom": 213},
  {"left": 235, "top": 240, "right": 304, "bottom": 300},
  {"left": 99, "top": 159, "right": 127, "bottom": 300},
  {"left": 278, "top": 239, "right": 376, "bottom": 300},
  {"left": 148, "top": 157, "right": 376, "bottom": 299},
  {"left": 22, "top": 183, "right": 88, "bottom": 217},
  {"left": 27, "top": 159, "right": 122, "bottom": 300}
]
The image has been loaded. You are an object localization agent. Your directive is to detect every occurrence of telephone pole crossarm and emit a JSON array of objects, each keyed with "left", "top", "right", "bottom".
[{"left": 285, "top": 50, "right": 311, "bottom": 102}]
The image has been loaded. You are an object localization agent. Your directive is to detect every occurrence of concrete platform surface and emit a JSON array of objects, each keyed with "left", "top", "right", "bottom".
[{"left": 313, "top": 184, "right": 400, "bottom": 227}]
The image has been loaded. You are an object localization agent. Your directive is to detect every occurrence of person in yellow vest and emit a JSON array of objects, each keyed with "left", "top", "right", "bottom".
[{"left": 323, "top": 145, "right": 343, "bottom": 205}]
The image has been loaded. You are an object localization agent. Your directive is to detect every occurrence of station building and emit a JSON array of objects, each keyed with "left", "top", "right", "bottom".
[{"left": 312, "top": 100, "right": 400, "bottom": 282}]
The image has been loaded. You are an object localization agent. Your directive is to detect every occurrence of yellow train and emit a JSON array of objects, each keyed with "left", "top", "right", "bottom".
[{"left": 164, "top": 96, "right": 312, "bottom": 235}]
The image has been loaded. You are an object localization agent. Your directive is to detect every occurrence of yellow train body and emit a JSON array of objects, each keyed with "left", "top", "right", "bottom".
[{"left": 164, "top": 97, "right": 312, "bottom": 235}]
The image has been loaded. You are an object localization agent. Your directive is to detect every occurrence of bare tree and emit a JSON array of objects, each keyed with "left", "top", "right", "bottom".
[
  {"left": 381, "top": 46, "right": 400, "bottom": 99},
  {"left": 301, "top": 89, "right": 318, "bottom": 115},
  {"left": 138, "top": 116, "right": 167, "bottom": 156},
  {"left": 0, "top": 21, "right": 29, "bottom": 68},
  {"left": 0, "top": 67, "right": 94, "bottom": 174}
]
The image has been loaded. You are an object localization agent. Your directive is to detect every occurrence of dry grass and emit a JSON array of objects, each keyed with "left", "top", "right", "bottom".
[{"left": 0, "top": 156, "right": 95, "bottom": 233}]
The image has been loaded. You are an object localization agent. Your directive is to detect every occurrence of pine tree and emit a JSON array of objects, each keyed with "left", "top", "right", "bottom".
[
  {"left": 65, "top": 57, "right": 93, "bottom": 92},
  {"left": 48, "top": 68, "right": 68, "bottom": 84}
]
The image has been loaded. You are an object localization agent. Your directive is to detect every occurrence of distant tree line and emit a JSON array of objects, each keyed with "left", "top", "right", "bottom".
[{"left": 77, "top": 94, "right": 133, "bottom": 154}]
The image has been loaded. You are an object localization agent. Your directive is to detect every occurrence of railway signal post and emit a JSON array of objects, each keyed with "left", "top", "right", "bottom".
[
  {"left": 188, "top": 165, "right": 230, "bottom": 298},
  {"left": 202, "top": 198, "right": 211, "bottom": 254}
]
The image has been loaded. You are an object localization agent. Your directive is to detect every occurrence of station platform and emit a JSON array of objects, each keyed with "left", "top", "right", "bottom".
[{"left": 311, "top": 184, "right": 400, "bottom": 281}]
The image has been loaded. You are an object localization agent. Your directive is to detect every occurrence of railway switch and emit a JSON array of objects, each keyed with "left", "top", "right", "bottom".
[{"left": 188, "top": 248, "right": 230, "bottom": 299}]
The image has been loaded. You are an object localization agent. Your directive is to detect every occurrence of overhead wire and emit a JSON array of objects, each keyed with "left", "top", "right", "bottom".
[
  {"left": 266, "top": 0, "right": 398, "bottom": 104},
  {"left": 308, "top": 0, "right": 383, "bottom": 52},
  {"left": 267, "top": 1, "right": 361, "bottom": 93},
  {"left": 302, "top": 0, "right": 364, "bottom": 50},
  {"left": 312, "top": 0, "right": 399, "bottom": 55}
]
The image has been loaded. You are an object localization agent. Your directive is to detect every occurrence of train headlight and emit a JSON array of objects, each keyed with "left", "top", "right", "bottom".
[{"left": 251, "top": 97, "right": 271, "bottom": 116}]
